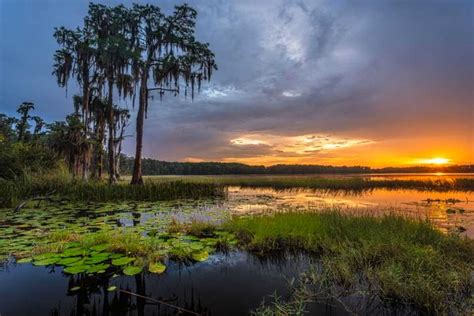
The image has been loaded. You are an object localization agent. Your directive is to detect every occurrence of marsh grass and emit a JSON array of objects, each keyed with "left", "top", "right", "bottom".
[
  {"left": 40, "top": 229, "right": 164, "bottom": 261},
  {"left": 142, "top": 175, "right": 474, "bottom": 192},
  {"left": 224, "top": 212, "right": 474, "bottom": 314},
  {"left": 0, "top": 172, "right": 225, "bottom": 208}
]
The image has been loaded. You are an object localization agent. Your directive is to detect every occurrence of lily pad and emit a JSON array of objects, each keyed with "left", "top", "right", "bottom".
[
  {"left": 33, "top": 257, "right": 60, "bottom": 266},
  {"left": 87, "top": 263, "right": 110, "bottom": 274},
  {"left": 33, "top": 253, "right": 58, "bottom": 261},
  {"left": 111, "top": 257, "right": 135, "bottom": 266},
  {"left": 149, "top": 262, "right": 166, "bottom": 274},
  {"left": 17, "top": 257, "right": 32, "bottom": 263},
  {"left": 90, "top": 244, "right": 108, "bottom": 252},
  {"left": 63, "top": 264, "right": 90, "bottom": 274},
  {"left": 58, "top": 257, "right": 82, "bottom": 266},
  {"left": 70, "top": 286, "right": 81, "bottom": 291},
  {"left": 190, "top": 242, "right": 204, "bottom": 251},
  {"left": 107, "top": 286, "right": 117, "bottom": 292},
  {"left": 85, "top": 255, "right": 109, "bottom": 265},
  {"left": 191, "top": 251, "right": 209, "bottom": 262},
  {"left": 61, "top": 248, "right": 86, "bottom": 257},
  {"left": 123, "top": 265, "right": 143, "bottom": 276}
]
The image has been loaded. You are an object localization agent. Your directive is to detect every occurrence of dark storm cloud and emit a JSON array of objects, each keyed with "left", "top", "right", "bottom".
[{"left": 1, "top": 0, "right": 472, "bottom": 162}]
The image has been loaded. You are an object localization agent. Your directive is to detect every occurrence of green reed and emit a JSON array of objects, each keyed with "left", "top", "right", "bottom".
[
  {"left": 142, "top": 175, "right": 474, "bottom": 192},
  {"left": 225, "top": 211, "right": 474, "bottom": 314},
  {"left": 0, "top": 173, "right": 225, "bottom": 208}
]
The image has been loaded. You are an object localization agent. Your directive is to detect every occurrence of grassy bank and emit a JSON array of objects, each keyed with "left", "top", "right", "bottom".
[
  {"left": 224, "top": 212, "right": 474, "bottom": 314},
  {"left": 141, "top": 175, "right": 474, "bottom": 192},
  {"left": 0, "top": 173, "right": 225, "bottom": 208}
]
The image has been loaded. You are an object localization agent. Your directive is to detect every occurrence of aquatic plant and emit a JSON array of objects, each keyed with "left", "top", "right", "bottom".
[
  {"left": 0, "top": 174, "right": 225, "bottom": 208},
  {"left": 225, "top": 212, "right": 474, "bottom": 314},
  {"left": 0, "top": 199, "right": 232, "bottom": 261},
  {"left": 142, "top": 175, "right": 474, "bottom": 192},
  {"left": 23, "top": 227, "right": 238, "bottom": 277}
]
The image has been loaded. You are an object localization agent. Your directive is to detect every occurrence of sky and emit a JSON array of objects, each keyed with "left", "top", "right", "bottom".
[{"left": 0, "top": 0, "right": 473, "bottom": 167}]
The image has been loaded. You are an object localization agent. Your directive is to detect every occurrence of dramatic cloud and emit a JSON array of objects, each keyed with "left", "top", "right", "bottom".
[{"left": 1, "top": 0, "right": 472, "bottom": 166}]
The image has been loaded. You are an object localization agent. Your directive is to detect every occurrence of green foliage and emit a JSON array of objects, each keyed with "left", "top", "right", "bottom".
[
  {"left": 122, "top": 265, "right": 143, "bottom": 276},
  {"left": 0, "top": 113, "right": 18, "bottom": 143},
  {"left": 149, "top": 262, "right": 166, "bottom": 274},
  {"left": 0, "top": 174, "right": 224, "bottom": 207},
  {"left": 23, "top": 228, "right": 235, "bottom": 277},
  {"left": 191, "top": 250, "right": 209, "bottom": 262},
  {"left": 225, "top": 212, "right": 474, "bottom": 313},
  {"left": 16, "top": 102, "right": 35, "bottom": 142},
  {"left": 142, "top": 175, "right": 474, "bottom": 192},
  {"left": 0, "top": 138, "right": 60, "bottom": 181},
  {"left": 111, "top": 257, "right": 135, "bottom": 266}
]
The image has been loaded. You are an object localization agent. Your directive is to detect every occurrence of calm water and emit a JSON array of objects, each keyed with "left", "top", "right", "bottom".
[
  {"left": 0, "top": 173, "right": 472, "bottom": 315},
  {"left": 0, "top": 252, "right": 355, "bottom": 316}
]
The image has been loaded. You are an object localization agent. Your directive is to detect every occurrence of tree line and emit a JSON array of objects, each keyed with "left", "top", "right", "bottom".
[
  {"left": 118, "top": 156, "right": 474, "bottom": 175},
  {"left": 1, "top": 106, "right": 471, "bottom": 179},
  {"left": 52, "top": 3, "right": 216, "bottom": 184}
]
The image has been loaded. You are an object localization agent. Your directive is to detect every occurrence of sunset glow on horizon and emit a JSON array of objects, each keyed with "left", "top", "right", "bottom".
[
  {"left": 180, "top": 134, "right": 471, "bottom": 167},
  {"left": 1, "top": 1, "right": 472, "bottom": 169},
  {"left": 415, "top": 157, "right": 451, "bottom": 165}
]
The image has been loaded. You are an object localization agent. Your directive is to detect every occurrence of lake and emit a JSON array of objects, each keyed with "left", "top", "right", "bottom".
[{"left": 1, "top": 173, "right": 472, "bottom": 315}]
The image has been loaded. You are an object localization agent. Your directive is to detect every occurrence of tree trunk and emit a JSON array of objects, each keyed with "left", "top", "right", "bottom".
[
  {"left": 115, "top": 153, "right": 121, "bottom": 179},
  {"left": 97, "top": 123, "right": 104, "bottom": 180},
  {"left": 131, "top": 78, "right": 146, "bottom": 185},
  {"left": 107, "top": 79, "right": 117, "bottom": 184},
  {"left": 81, "top": 71, "right": 90, "bottom": 181},
  {"left": 115, "top": 116, "right": 127, "bottom": 180},
  {"left": 81, "top": 148, "right": 90, "bottom": 181}
]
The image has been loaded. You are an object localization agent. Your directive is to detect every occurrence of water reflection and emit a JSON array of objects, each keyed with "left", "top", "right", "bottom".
[
  {"left": 1, "top": 252, "right": 354, "bottom": 316},
  {"left": 224, "top": 186, "right": 474, "bottom": 237}
]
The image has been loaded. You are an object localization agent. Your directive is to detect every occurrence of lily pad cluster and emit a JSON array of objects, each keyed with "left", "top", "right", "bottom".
[
  {"left": 0, "top": 199, "right": 231, "bottom": 262},
  {"left": 23, "top": 230, "right": 237, "bottom": 277},
  {"left": 27, "top": 243, "right": 145, "bottom": 276}
]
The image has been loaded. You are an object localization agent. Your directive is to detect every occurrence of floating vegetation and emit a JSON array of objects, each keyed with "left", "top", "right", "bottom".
[
  {"left": 18, "top": 226, "right": 237, "bottom": 278},
  {"left": 0, "top": 199, "right": 231, "bottom": 261},
  {"left": 123, "top": 265, "right": 143, "bottom": 276},
  {"left": 149, "top": 262, "right": 166, "bottom": 274},
  {"left": 111, "top": 257, "right": 135, "bottom": 266}
]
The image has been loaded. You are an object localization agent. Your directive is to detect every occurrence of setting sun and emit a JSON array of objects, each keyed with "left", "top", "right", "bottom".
[{"left": 417, "top": 157, "right": 451, "bottom": 165}]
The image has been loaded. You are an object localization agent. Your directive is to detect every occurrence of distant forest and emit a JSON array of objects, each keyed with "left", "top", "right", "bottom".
[{"left": 119, "top": 156, "right": 474, "bottom": 175}]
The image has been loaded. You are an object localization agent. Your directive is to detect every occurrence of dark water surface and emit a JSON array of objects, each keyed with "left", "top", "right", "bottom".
[{"left": 0, "top": 252, "right": 351, "bottom": 316}]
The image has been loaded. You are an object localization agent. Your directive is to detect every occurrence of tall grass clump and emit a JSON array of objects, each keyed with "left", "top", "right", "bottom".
[
  {"left": 224, "top": 212, "right": 474, "bottom": 313},
  {"left": 144, "top": 175, "right": 474, "bottom": 192},
  {"left": 224, "top": 176, "right": 474, "bottom": 191},
  {"left": 0, "top": 171, "right": 225, "bottom": 208}
]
